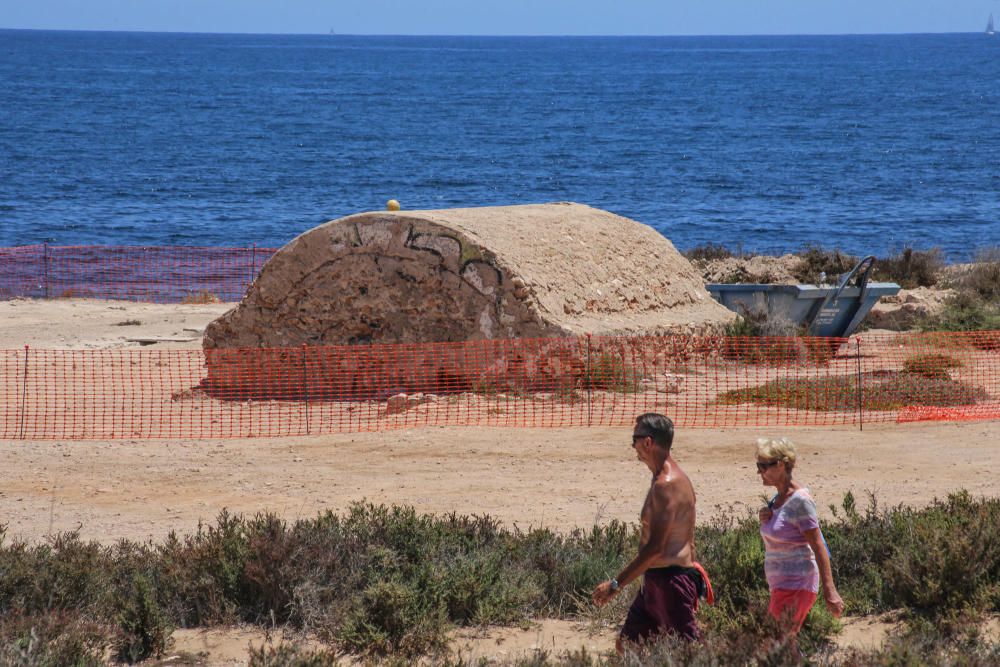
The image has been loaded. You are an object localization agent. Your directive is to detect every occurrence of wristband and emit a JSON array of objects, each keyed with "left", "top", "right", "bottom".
[{"left": 609, "top": 578, "right": 620, "bottom": 592}]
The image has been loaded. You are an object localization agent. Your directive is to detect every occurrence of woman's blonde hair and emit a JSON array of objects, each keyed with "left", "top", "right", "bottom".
[{"left": 756, "top": 437, "right": 797, "bottom": 472}]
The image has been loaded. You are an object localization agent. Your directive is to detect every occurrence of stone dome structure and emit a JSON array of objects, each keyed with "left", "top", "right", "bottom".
[{"left": 204, "top": 202, "right": 733, "bottom": 351}]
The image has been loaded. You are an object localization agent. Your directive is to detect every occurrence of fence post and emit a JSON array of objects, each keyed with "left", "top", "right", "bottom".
[
  {"left": 855, "top": 337, "right": 863, "bottom": 431},
  {"left": 250, "top": 243, "right": 257, "bottom": 291},
  {"left": 586, "top": 333, "right": 593, "bottom": 427},
  {"left": 302, "top": 344, "right": 311, "bottom": 435},
  {"left": 18, "top": 345, "right": 29, "bottom": 439},
  {"left": 42, "top": 243, "right": 49, "bottom": 299}
]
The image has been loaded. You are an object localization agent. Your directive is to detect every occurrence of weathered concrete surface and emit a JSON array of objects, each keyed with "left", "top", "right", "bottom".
[
  {"left": 200, "top": 203, "right": 734, "bottom": 399},
  {"left": 204, "top": 202, "right": 733, "bottom": 350}
]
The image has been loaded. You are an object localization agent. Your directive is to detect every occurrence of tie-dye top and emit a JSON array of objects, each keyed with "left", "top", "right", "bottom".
[{"left": 760, "top": 488, "right": 820, "bottom": 593}]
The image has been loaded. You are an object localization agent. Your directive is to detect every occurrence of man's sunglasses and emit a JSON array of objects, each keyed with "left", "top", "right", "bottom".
[
  {"left": 756, "top": 460, "right": 780, "bottom": 472},
  {"left": 631, "top": 432, "right": 654, "bottom": 447}
]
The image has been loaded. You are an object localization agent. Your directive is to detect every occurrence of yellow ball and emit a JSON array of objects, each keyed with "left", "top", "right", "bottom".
[{"left": 386, "top": 199, "right": 401, "bottom": 211}]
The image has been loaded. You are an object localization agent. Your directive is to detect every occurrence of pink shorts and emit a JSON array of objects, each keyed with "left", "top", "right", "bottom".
[{"left": 768, "top": 588, "right": 817, "bottom": 633}]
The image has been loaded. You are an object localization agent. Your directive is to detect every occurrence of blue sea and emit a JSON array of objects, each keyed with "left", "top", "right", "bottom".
[{"left": 1, "top": 30, "right": 998, "bottom": 260}]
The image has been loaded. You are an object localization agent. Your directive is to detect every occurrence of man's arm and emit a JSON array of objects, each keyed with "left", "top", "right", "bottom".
[{"left": 592, "top": 481, "right": 672, "bottom": 606}]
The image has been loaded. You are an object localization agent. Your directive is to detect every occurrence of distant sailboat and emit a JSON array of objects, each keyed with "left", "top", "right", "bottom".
[{"left": 988, "top": 14, "right": 996, "bottom": 36}]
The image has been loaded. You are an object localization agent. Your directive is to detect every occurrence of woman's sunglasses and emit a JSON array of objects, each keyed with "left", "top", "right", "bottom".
[{"left": 756, "top": 460, "right": 780, "bottom": 472}]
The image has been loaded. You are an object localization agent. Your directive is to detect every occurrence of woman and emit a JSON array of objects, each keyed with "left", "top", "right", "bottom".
[{"left": 756, "top": 437, "right": 843, "bottom": 636}]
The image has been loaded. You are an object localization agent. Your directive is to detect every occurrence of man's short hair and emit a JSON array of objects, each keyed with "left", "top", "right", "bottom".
[{"left": 635, "top": 413, "right": 674, "bottom": 450}]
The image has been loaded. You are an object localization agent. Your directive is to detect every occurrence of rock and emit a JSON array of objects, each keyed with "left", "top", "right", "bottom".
[
  {"left": 866, "top": 287, "right": 955, "bottom": 331},
  {"left": 386, "top": 393, "right": 411, "bottom": 415},
  {"left": 386, "top": 392, "right": 432, "bottom": 415}
]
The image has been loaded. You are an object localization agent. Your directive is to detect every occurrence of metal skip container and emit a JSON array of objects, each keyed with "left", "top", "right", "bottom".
[{"left": 706, "top": 256, "right": 901, "bottom": 338}]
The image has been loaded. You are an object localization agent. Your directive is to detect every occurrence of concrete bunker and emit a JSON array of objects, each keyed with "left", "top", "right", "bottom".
[{"left": 202, "top": 202, "right": 734, "bottom": 399}]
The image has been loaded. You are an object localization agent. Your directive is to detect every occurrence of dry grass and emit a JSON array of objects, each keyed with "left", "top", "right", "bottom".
[{"left": 180, "top": 290, "right": 221, "bottom": 304}]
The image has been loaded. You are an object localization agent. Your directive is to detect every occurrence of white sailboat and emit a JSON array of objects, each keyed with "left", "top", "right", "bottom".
[{"left": 988, "top": 14, "right": 996, "bottom": 36}]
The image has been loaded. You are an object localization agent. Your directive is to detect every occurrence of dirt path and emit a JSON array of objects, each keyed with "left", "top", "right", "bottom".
[{"left": 3, "top": 419, "right": 997, "bottom": 545}]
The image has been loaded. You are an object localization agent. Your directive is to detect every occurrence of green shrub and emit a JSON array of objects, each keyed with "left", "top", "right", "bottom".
[
  {"left": 4, "top": 495, "right": 1000, "bottom": 661},
  {"left": 0, "top": 611, "right": 110, "bottom": 667},
  {"left": 874, "top": 247, "right": 944, "bottom": 288},
  {"left": 0, "top": 530, "right": 107, "bottom": 617},
  {"left": 112, "top": 570, "right": 171, "bottom": 663},
  {"left": 338, "top": 579, "right": 448, "bottom": 657},
  {"left": 684, "top": 242, "right": 743, "bottom": 262},
  {"left": 822, "top": 491, "right": 896, "bottom": 615},
  {"left": 882, "top": 492, "right": 1000, "bottom": 615},
  {"left": 922, "top": 291, "right": 1000, "bottom": 336},
  {"left": 793, "top": 245, "right": 858, "bottom": 285},
  {"left": 962, "top": 247, "right": 1000, "bottom": 303},
  {"left": 246, "top": 642, "right": 341, "bottom": 666}
]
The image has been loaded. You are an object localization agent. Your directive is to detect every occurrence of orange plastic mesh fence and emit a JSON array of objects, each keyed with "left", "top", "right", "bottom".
[
  {"left": 0, "top": 245, "right": 277, "bottom": 302},
  {"left": 1, "top": 331, "right": 997, "bottom": 439}
]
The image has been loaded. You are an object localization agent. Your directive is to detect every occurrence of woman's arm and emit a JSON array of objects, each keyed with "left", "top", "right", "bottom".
[{"left": 803, "top": 527, "right": 844, "bottom": 617}]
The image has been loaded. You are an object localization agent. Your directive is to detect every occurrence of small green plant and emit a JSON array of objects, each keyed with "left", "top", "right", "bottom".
[
  {"left": 722, "top": 309, "right": 770, "bottom": 339},
  {"left": 581, "top": 352, "right": 643, "bottom": 393},
  {"left": 246, "top": 642, "right": 340, "bottom": 666}
]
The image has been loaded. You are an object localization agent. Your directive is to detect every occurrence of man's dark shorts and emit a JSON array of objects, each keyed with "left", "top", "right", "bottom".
[{"left": 620, "top": 565, "right": 702, "bottom": 643}]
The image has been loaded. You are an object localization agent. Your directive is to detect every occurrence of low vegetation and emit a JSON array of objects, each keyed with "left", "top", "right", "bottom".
[
  {"left": 717, "top": 371, "right": 988, "bottom": 411},
  {"left": 721, "top": 309, "right": 839, "bottom": 366},
  {"left": 472, "top": 350, "right": 644, "bottom": 399},
  {"left": 872, "top": 247, "right": 944, "bottom": 288},
  {"left": 902, "top": 353, "right": 963, "bottom": 380},
  {"left": 954, "top": 247, "right": 1000, "bottom": 303},
  {"left": 2, "top": 493, "right": 999, "bottom": 664},
  {"left": 683, "top": 242, "right": 750, "bottom": 262},
  {"left": 791, "top": 245, "right": 858, "bottom": 285},
  {"left": 922, "top": 291, "right": 1000, "bottom": 339}
]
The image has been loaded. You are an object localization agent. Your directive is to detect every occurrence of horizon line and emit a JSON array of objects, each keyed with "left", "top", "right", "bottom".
[{"left": 0, "top": 26, "right": 982, "bottom": 39}]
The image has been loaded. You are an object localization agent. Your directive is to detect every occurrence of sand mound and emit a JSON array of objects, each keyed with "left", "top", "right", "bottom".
[
  {"left": 204, "top": 202, "right": 733, "bottom": 350},
  {"left": 691, "top": 254, "right": 802, "bottom": 285}
]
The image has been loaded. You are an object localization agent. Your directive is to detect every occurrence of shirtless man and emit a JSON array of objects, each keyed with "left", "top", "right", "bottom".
[{"left": 592, "top": 412, "right": 703, "bottom": 649}]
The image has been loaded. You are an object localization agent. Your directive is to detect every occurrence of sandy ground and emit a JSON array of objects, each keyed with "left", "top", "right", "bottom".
[{"left": 2, "top": 299, "right": 999, "bottom": 664}]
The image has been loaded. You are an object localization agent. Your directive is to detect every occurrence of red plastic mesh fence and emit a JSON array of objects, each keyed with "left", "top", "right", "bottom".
[
  {"left": 2, "top": 331, "right": 997, "bottom": 440},
  {"left": 0, "top": 245, "right": 277, "bottom": 302}
]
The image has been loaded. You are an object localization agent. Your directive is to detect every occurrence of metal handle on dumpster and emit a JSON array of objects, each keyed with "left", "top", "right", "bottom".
[{"left": 831, "top": 255, "right": 875, "bottom": 305}]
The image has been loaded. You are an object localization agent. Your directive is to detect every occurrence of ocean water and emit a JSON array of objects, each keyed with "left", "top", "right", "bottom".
[{"left": 0, "top": 30, "right": 998, "bottom": 260}]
